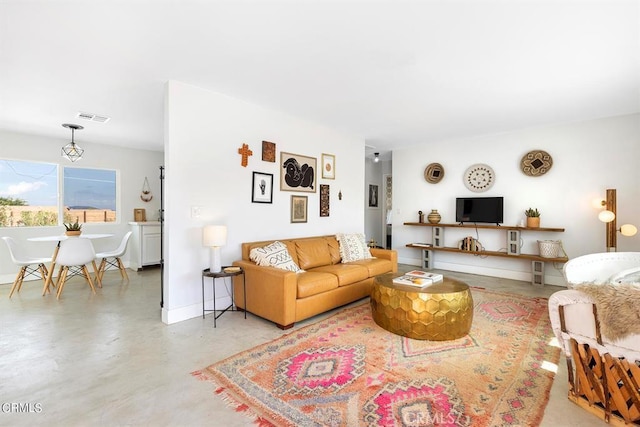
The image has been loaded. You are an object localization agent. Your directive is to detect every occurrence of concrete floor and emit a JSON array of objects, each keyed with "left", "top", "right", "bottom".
[{"left": 0, "top": 266, "right": 607, "bottom": 426}]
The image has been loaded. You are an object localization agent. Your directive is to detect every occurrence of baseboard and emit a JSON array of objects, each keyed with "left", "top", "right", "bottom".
[{"left": 162, "top": 295, "right": 232, "bottom": 325}]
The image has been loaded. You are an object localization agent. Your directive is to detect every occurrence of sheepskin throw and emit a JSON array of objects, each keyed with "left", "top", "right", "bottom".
[{"left": 574, "top": 282, "right": 640, "bottom": 341}]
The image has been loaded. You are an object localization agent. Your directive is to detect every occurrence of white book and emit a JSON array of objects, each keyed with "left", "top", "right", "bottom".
[
  {"left": 405, "top": 270, "right": 444, "bottom": 283},
  {"left": 392, "top": 275, "right": 433, "bottom": 287}
]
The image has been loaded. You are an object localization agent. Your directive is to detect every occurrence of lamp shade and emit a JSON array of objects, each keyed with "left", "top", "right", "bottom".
[
  {"left": 620, "top": 224, "right": 638, "bottom": 237},
  {"left": 598, "top": 210, "right": 615, "bottom": 223},
  {"left": 203, "top": 225, "right": 227, "bottom": 247}
]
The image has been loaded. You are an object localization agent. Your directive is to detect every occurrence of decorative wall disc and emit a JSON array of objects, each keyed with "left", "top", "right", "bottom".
[
  {"left": 520, "top": 150, "right": 553, "bottom": 177},
  {"left": 463, "top": 163, "right": 495, "bottom": 192},
  {"left": 424, "top": 163, "right": 445, "bottom": 184}
]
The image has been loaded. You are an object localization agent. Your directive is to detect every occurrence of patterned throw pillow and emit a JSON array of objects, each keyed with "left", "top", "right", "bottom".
[
  {"left": 249, "top": 241, "right": 303, "bottom": 273},
  {"left": 336, "top": 233, "right": 373, "bottom": 263}
]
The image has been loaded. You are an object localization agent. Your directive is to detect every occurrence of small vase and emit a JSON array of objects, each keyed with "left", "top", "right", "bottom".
[
  {"left": 427, "top": 209, "right": 441, "bottom": 224},
  {"left": 526, "top": 217, "right": 540, "bottom": 228},
  {"left": 65, "top": 230, "right": 82, "bottom": 237}
]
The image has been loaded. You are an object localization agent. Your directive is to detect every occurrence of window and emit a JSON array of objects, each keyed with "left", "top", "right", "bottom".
[
  {"left": 63, "top": 167, "right": 117, "bottom": 224},
  {"left": 0, "top": 159, "right": 117, "bottom": 228}
]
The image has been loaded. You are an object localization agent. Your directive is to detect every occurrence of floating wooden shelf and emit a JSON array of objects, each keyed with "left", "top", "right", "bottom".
[
  {"left": 405, "top": 244, "right": 568, "bottom": 263},
  {"left": 403, "top": 222, "right": 565, "bottom": 232}
]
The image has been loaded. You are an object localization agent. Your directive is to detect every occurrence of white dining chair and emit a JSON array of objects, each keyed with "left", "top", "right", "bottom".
[
  {"left": 54, "top": 237, "right": 100, "bottom": 299},
  {"left": 2, "top": 236, "right": 52, "bottom": 298},
  {"left": 95, "top": 231, "right": 132, "bottom": 283}
]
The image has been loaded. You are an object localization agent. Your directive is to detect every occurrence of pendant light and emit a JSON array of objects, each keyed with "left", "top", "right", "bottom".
[{"left": 61, "top": 123, "right": 84, "bottom": 162}]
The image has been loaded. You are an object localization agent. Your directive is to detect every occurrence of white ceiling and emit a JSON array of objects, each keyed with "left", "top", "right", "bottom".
[{"left": 1, "top": 0, "right": 638, "bottom": 156}]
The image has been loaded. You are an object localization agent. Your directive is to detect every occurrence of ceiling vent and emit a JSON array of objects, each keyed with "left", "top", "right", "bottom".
[{"left": 77, "top": 112, "right": 110, "bottom": 123}]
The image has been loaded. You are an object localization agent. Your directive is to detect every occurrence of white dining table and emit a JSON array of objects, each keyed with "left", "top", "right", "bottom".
[{"left": 28, "top": 233, "right": 114, "bottom": 295}]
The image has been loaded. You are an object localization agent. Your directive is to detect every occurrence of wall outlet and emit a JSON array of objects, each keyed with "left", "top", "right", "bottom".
[{"left": 191, "top": 206, "right": 203, "bottom": 218}]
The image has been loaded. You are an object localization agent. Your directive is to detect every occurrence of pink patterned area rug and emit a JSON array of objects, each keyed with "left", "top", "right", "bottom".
[{"left": 192, "top": 288, "right": 560, "bottom": 426}]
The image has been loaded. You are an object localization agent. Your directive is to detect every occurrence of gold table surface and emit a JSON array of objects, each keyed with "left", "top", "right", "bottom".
[{"left": 370, "top": 272, "right": 474, "bottom": 341}]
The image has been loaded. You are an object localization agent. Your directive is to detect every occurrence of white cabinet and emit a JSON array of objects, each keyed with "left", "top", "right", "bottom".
[{"left": 129, "top": 221, "right": 162, "bottom": 270}]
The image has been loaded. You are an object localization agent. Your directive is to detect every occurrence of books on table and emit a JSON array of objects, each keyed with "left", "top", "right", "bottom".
[{"left": 392, "top": 270, "right": 444, "bottom": 287}]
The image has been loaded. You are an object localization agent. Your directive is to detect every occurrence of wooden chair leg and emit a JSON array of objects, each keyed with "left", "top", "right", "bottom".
[
  {"left": 117, "top": 258, "right": 129, "bottom": 281},
  {"left": 56, "top": 267, "right": 69, "bottom": 299},
  {"left": 92, "top": 261, "right": 102, "bottom": 288},
  {"left": 83, "top": 266, "right": 96, "bottom": 294},
  {"left": 97, "top": 258, "right": 106, "bottom": 283},
  {"left": 9, "top": 266, "right": 27, "bottom": 298}
]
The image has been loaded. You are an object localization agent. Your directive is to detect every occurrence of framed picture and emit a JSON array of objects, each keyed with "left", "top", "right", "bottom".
[
  {"left": 320, "top": 184, "right": 330, "bottom": 217},
  {"left": 280, "top": 152, "right": 316, "bottom": 193},
  {"left": 262, "top": 141, "right": 276, "bottom": 162},
  {"left": 291, "top": 195, "right": 308, "bottom": 223},
  {"left": 368, "top": 184, "right": 379, "bottom": 208},
  {"left": 134, "top": 208, "right": 146, "bottom": 222},
  {"left": 251, "top": 171, "right": 273, "bottom": 203},
  {"left": 321, "top": 153, "right": 335, "bottom": 179}
]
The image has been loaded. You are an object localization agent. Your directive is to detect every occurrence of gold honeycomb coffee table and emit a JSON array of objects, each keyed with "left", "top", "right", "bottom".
[{"left": 370, "top": 272, "right": 474, "bottom": 340}]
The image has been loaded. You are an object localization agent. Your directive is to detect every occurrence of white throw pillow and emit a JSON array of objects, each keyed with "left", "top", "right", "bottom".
[
  {"left": 249, "top": 241, "right": 303, "bottom": 273},
  {"left": 336, "top": 233, "right": 373, "bottom": 262}
]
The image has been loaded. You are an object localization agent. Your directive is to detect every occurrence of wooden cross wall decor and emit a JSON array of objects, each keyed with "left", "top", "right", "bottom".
[{"left": 238, "top": 143, "right": 253, "bottom": 167}]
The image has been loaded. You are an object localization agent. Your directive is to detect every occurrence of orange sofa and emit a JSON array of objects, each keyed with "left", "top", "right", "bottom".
[{"left": 232, "top": 235, "right": 398, "bottom": 329}]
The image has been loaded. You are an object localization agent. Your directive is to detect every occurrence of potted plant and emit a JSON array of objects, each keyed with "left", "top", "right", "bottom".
[
  {"left": 525, "top": 208, "right": 540, "bottom": 228},
  {"left": 64, "top": 219, "right": 83, "bottom": 236}
]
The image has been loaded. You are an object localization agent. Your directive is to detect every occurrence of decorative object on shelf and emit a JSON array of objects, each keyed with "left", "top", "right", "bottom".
[
  {"left": 290, "top": 195, "right": 308, "bottom": 223},
  {"left": 64, "top": 219, "right": 82, "bottom": 236},
  {"left": 251, "top": 171, "right": 273, "bottom": 204},
  {"left": 280, "top": 152, "right": 316, "bottom": 192},
  {"left": 261, "top": 141, "right": 275, "bottom": 162},
  {"left": 321, "top": 153, "right": 335, "bottom": 179},
  {"left": 61, "top": 123, "right": 84, "bottom": 162},
  {"left": 202, "top": 225, "right": 227, "bottom": 273},
  {"left": 418, "top": 210, "right": 424, "bottom": 223},
  {"left": 427, "top": 209, "right": 442, "bottom": 224},
  {"left": 133, "top": 208, "right": 146, "bottom": 222},
  {"left": 538, "top": 240, "right": 563, "bottom": 258},
  {"left": 424, "top": 163, "right": 445, "bottom": 184},
  {"left": 238, "top": 143, "right": 253, "bottom": 167},
  {"left": 338, "top": 190, "right": 342, "bottom": 200},
  {"left": 521, "top": 150, "right": 553, "bottom": 177},
  {"left": 525, "top": 208, "right": 541, "bottom": 228},
  {"left": 463, "top": 163, "right": 495, "bottom": 192},
  {"left": 368, "top": 184, "right": 379, "bottom": 208},
  {"left": 140, "top": 177, "right": 153, "bottom": 202},
  {"left": 598, "top": 188, "right": 638, "bottom": 252},
  {"left": 320, "top": 184, "right": 330, "bottom": 217}
]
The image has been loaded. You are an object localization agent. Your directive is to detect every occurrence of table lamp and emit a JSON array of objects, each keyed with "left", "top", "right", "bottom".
[{"left": 203, "top": 225, "right": 227, "bottom": 273}]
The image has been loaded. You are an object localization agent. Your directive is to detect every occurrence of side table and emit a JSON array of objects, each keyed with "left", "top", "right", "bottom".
[{"left": 202, "top": 266, "right": 246, "bottom": 327}]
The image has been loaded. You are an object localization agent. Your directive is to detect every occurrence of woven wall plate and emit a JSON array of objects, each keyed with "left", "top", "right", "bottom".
[
  {"left": 424, "top": 163, "right": 445, "bottom": 183},
  {"left": 521, "top": 150, "right": 553, "bottom": 177},
  {"left": 463, "top": 163, "right": 495, "bottom": 192}
]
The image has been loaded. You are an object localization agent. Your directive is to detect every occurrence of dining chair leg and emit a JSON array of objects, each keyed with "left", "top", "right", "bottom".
[
  {"left": 56, "top": 267, "right": 68, "bottom": 299},
  {"left": 92, "top": 261, "right": 102, "bottom": 288},
  {"left": 83, "top": 266, "right": 97, "bottom": 293},
  {"left": 117, "top": 258, "right": 129, "bottom": 281},
  {"left": 97, "top": 258, "right": 106, "bottom": 283},
  {"left": 42, "top": 262, "right": 58, "bottom": 296},
  {"left": 9, "top": 267, "right": 27, "bottom": 298}
]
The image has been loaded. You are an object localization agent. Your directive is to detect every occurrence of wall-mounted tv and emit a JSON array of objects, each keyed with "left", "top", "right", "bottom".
[{"left": 456, "top": 197, "right": 504, "bottom": 225}]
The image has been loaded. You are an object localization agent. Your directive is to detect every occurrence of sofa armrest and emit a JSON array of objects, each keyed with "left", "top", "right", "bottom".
[
  {"left": 232, "top": 260, "right": 298, "bottom": 327},
  {"left": 370, "top": 248, "right": 398, "bottom": 272}
]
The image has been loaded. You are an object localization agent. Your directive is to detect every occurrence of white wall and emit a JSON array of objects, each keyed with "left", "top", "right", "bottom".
[
  {"left": 393, "top": 114, "right": 640, "bottom": 285},
  {"left": 163, "top": 81, "right": 366, "bottom": 324},
  {"left": 0, "top": 129, "right": 163, "bottom": 283}
]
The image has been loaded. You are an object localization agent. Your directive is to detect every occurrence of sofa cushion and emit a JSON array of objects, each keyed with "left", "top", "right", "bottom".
[
  {"left": 296, "top": 238, "right": 332, "bottom": 270},
  {"left": 336, "top": 233, "right": 372, "bottom": 262},
  {"left": 326, "top": 237, "right": 342, "bottom": 264},
  {"left": 249, "top": 241, "right": 303, "bottom": 273},
  {"left": 346, "top": 257, "right": 393, "bottom": 276},
  {"left": 311, "top": 264, "right": 369, "bottom": 286},
  {"left": 297, "top": 271, "right": 339, "bottom": 298}
]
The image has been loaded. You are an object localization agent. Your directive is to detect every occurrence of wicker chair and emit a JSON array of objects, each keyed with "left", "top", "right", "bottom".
[{"left": 549, "top": 252, "right": 640, "bottom": 425}]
